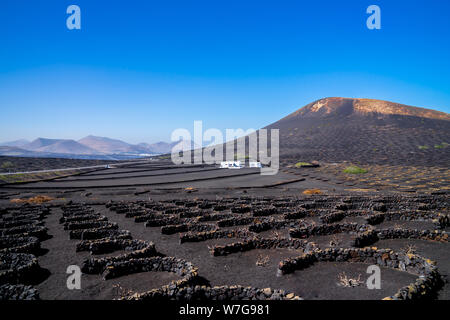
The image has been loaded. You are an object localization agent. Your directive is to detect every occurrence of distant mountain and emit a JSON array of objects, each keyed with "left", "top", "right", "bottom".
[
  {"left": 0, "top": 139, "right": 30, "bottom": 148},
  {"left": 0, "top": 146, "right": 88, "bottom": 159},
  {"left": 137, "top": 141, "right": 173, "bottom": 154},
  {"left": 1, "top": 135, "right": 201, "bottom": 160},
  {"left": 78, "top": 135, "right": 144, "bottom": 154},
  {"left": 24, "top": 138, "right": 100, "bottom": 155},
  {"left": 24, "top": 138, "right": 61, "bottom": 150},
  {"left": 0, "top": 146, "right": 140, "bottom": 160},
  {"left": 138, "top": 140, "right": 200, "bottom": 154},
  {"left": 0, "top": 146, "right": 39, "bottom": 157},
  {"left": 171, "top": 140, "right": 201, "bottom": 153}
]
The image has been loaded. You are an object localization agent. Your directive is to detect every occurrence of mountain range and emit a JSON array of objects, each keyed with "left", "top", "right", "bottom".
[
  {"left": 0, "top": 135, "right": 195, "bottom": 160},
  {"left": 1, "top": 97, "right": 449, "bottom": 164}
]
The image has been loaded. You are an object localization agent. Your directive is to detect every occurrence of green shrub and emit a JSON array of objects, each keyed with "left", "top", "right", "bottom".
[
  {"left": 234, "top": 154, "right": 249, "bottom": 160},
  {"left": 434, "top": 143, "right": 448, "bottom": 149},
  {"left": 418, "top": 145, "right": 429, "bottom": 150},
  {"left": 295, "top": 162, "right": 312, "bottom": 168},
  {"left": 343, "top": 166, "right": 368, "bottom": 174},
  {"left": 1, "top": 161, "right": 14, "bottom": 170}
]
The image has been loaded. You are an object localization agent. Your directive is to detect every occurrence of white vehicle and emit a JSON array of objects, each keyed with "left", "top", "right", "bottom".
[
  {"left": 249, "top": 161, "right": 262, "bottom": 168},
  {"left": 219, "top": 161, "right": 244, "bottom": 169},
  {"left": 220, "top": 161, "right": 229, "bottom": 168},
  {"left": 229, "top": 161, "right": 243, "bottom": 169}
]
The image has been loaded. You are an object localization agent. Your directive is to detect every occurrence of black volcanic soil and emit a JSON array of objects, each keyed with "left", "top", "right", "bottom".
[
  {"left": 0, "top": 156, "right": 115, "bottom": 173},
  {"left": 0, "top": 161, "right": 449, "bottom": 300}
]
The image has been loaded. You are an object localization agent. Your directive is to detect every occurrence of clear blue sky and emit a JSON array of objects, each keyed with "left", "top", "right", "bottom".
[{"left": 1, "top": 0, "right": 449, "bottom": 144}]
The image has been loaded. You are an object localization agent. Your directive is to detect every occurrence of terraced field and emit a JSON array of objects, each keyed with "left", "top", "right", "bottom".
[{"left": 0, "top": 160, "right": 448, "bottom": 300}]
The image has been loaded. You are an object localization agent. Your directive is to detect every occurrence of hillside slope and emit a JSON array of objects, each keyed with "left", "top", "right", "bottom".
[
  {"left": 24, "top": 138, "right": 100, "bottom": 155},
  {"left": 265, "top": 98, "right": 450, "bottom": 166}
]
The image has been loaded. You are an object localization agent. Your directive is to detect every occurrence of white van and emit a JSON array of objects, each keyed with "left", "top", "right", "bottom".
[
  {"left": 249, "top": 162, "right": 262, "bottom": 168},
  {"left": 219, "top": 161, "right": 244, "bottom": 169},
  {"left": 229, "top": 161, "right": 243, "bottom": 169},
  {"left": 220, "top": 161, "right": 229, "bottom": 168}
]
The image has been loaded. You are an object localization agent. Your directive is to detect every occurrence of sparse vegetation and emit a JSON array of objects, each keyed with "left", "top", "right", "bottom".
[
  {"left": 337, "top": 272, "right": 363, "bottom": 287},
  {"left": 393, "top": 223, "right": 403, "bottom": 230},
  {"left": 234, "top": 154, "right": 250, "bottom": 161},
  {"left": 434, "top": 143, "right": 448, "bottom": 149},
  {"left": 185, "top": 187, "right": 198, "bottom": 193},
  {"left": 10, "top": 195, "right": 55, "bottom": 204},
  {"left": 256, "top": 254, "right": 270, "bottom": 267},
  {"left": 401, "top": 244, "right": 417, "bottom": 255},
  {"left": 418, "top": 145, "right": 429, "bottom": 150},
  {"left": 303, "top": 189, "right": 322, "bottom": 195},
  {"left": 0, "top": 173, "right": 28, "bottom": 183},
  {"left": 343, "top": 166, "right": 368, "bottom": 174},
  {"left": 329, "top": 235, "right": 341, "bottom": 247},
  {"left": 271, "top": 231, "right": 282, "bottom": 239},
  {"left": 113, "top": 284, "right": 136, "bottom": 299},
  {"left": 0, "top": 169, "right": 89, "bottom": 184},
  {"left": 295, "top": 162, "right": 312, "bottom": 168},
  {"left": 0, "top": 161, "right": 14, "bottom": 172}
]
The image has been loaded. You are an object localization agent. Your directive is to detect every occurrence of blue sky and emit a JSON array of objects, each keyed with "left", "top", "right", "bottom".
[{"left": 1, "top": 0, "right": 449, "bottom": 144}]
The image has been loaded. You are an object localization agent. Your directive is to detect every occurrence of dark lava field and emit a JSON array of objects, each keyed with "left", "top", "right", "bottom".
[{"left": 0, "top": 160, "right": 448, "bottom": 300}]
